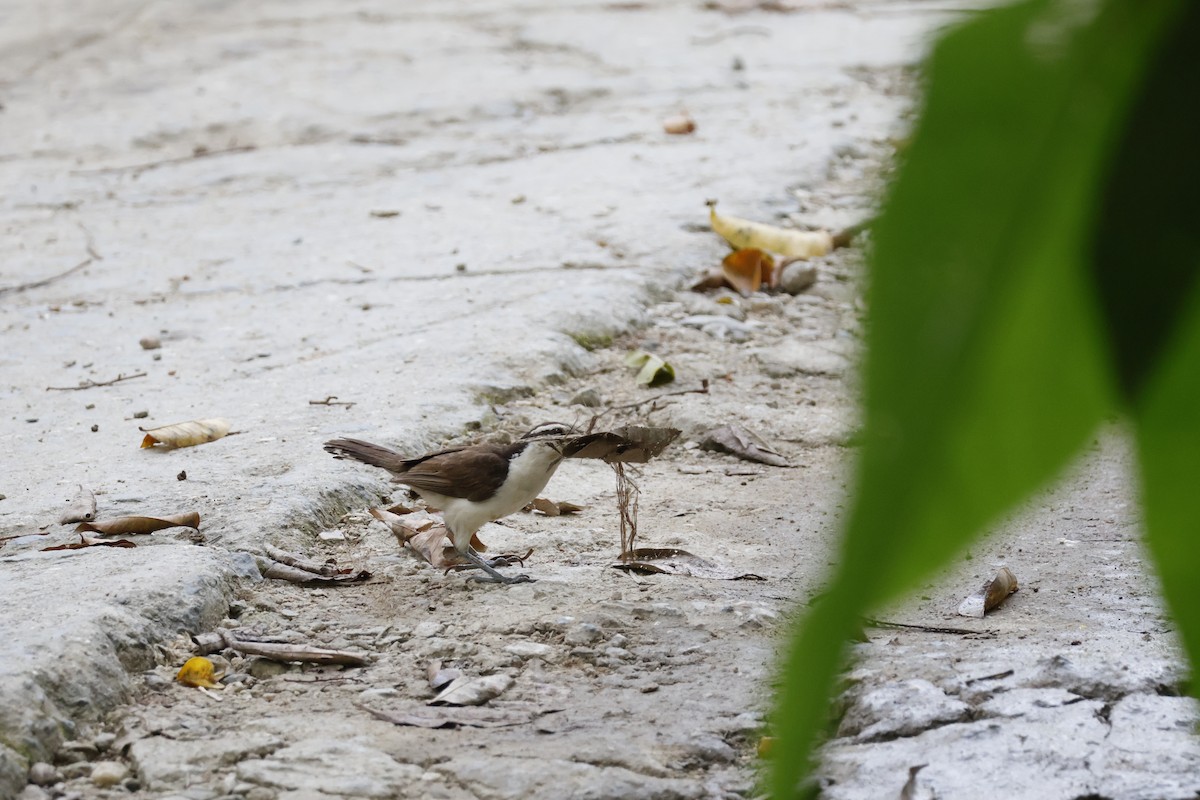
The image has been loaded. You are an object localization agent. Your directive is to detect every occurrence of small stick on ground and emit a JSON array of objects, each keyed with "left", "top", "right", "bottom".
[
  {"left": 192, "top": 628, "right": 371, "bottom": 666},
  {"left": 864, "top": 618, "right": 993, "bottom": 637},
  {"left": 72, "top": 144, "right": 257, "bottom": 177},
  {"left": 0, "top": 258, "right": 93, "bottom": 297},
  {"left": 309, "top": 396, "right": 356, "bottom": 408},
  {"left": 262, "top": 545, "right": 340, "bottom": 576},
  {"left": 46, "top": 371, "right": 147, "bottom": 391}
]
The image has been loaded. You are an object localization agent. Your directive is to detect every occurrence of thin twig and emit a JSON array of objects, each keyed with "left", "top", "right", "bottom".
[
  {"left": 613, "top": 463, "right": 641, "bottom": 558},
  {"left": 79, "top": 222, "right": 104, "bottom": 261},
  {"left": 309, "top": 396, "right": 356, "bottom": 408},
  {"left": 589, "top": 381, "right": 709, "bottom": 430},
  {"left": 46, "top": 371, "right": 146, "bottom": 391},
  {"left": 72, "top": 145, "right": 257, "bottom": 176},
  {"left": 864, "top": 618, "right": 992, "bottom": 636},
  {"left": 0, "top": 258, "right": 93, "bottom": 297},
  {"left": 965, "top": 669, "right": 1014, "bottom": 685}
]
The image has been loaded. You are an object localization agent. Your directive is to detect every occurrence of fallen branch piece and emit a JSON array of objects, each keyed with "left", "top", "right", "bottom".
[
  {"left": 192, "top": 628, "right": 371, "bottom": 666},
  {"left": 613, "top": 547, "right": 765, "bottom": 580},
  {"left": 256, "top": 553, "right": 371, "bottom": 584},
  {"left": 309, "top": 396, "right": 356, "bottom": 408},
  {"left": 864, "top": 618, "right": 993, "bottom": 637}
]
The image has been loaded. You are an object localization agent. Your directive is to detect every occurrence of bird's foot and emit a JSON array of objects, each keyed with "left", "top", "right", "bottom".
[
  {"left": 449, "top": 548, "right": 537, "bottom": 584},
  {"left": 465, "top": 571, "right": 535, "bottom": 584}
]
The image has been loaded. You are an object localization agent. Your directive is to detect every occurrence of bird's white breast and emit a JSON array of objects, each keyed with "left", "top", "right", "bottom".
[{"left": 431, "top": 442, "right": 564, "bottom": 551}]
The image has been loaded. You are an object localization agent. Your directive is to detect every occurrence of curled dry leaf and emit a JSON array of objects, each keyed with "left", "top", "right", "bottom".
[
  {"left": 957, "top": 567, "right": 1019, "bottom": 618},
  {"left": 140, "top": 418, "right": 231, "bottom": 449},
  {"left": 370, "top": 508, "right": 472, "bottom": 570},
  {"left": 564, "top": 426, "right": 681, "bottom": 463},
  {"left": 613, "top": 547, "right": 765, "bottom": 580},
  {"left": 428, "top": 661, "right": 463, "bottom": 691},
  {"left": 177, "top": 657, "right": 221, "bottom": 688},
  {"left": 721, "top": 248, "right": 776, "bottom": 296},
  {"left": 625, "top": 350, "right": 675, "bottom": 387},
  {"left": 59, "top": 485, "right": 97, "bottom": 525},
  {"left": 701, "top": 424, "right": 790, "bottom": 467},
  {"left": 707, "top": 199, "right": 833, "bottom": 258},
  {"left": 42, "top": 534, "right": 137, "bottom": 551},
  {"left": 76, "top": 512, "right": 200, "bottom": 536},
  {"left": 430, "top": 673, "right": 514, "bottom": 707},
  {"left": 530, "top": 497, "right": 561, "bottom": 517}
]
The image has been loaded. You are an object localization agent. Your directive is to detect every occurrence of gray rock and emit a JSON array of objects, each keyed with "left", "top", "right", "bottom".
[
  {"left": 570, "top": 388, "right": 603, "bottom": 407},
  {"left": 435, "top": 755, "right": 703, "bottom": 800},
  {"left": 17, "top": 786, "right": 51, "bottom": 800},
  {"left": 89, "top": 760, "right": 128, "bottom": 787},
  {"left": 27, "top": 762, "right": 58, "bottom": 786},
  {"left": 236, "top": 739, "right": 422, "bottom": 797},
  {"left": 60, "top": 761, "right": 92, "bottom": 780},
  {"left": 504, "top": 641, "right": 558, "bottom": 661},
  {"left": 247, "top": 658, "right": 289, "bottom": 680},
  {"left": 753, "top": 340, "right": 852, "bottom": 378},
  {"left": 780, "top": 261, "right": 818, "bottom": 294},
  {"left": 564, "top": 623, "right": 604, "bottom": 646},
  {"left": 837, "top": 679, "right": 970, "bottom": 741},
  {"left": 92, "top": 732, "right": 117, "bottom": 752},
  {"left": 129, "top": 733, "right": 284, "bottom": 792}
]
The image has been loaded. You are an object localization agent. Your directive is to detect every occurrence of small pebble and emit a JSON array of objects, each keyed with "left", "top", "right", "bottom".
[
  {"left": 780, "top": 261, "right": 818, "bottom": 295},
  {"left": 177, "top": 470, "right": 187, "bottom": 481},
  {"left": 317, "top": 530, "right": 345, "bottom": 541},
  {"left": 662, "top": 113, "right": 696, "bottom": 135},
  {"left": 92, "top": 732, "right": 116, "bottom": 752},
  {"left": 569, "top": 388, "right": 603, "bottom": 408},
  {"left": 89, "top": 761, "right": 128, "bottom": 787},
  {"left": 132, "top": 410, "right": 149, "bottom": 419},
  {"left": 564, "top": 623, "right": 604, "bottom": 646},
  {"left": 60, "top": 762, "right": 92, "bottom": 780},
  {"left": 27, "top": 762, "right": 58, "bottom": 786},
  {"left": 90, "top": 424, "right": 98, "bottom": 432},
  {"left": 139, "top": 337, "right": 161, "bottom": 350}
]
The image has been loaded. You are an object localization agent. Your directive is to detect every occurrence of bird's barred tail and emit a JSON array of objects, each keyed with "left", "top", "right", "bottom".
[{"left": 323, "top": 438, "right": 406, "bottom": 471}]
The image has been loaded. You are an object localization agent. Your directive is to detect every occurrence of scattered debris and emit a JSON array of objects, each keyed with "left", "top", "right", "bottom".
[
  {"left": 707, "top": 199, "right": 832, "bottom": 258},
  {"left": 257, "top": 545, "right": 372, "bottom": 584},
  {"left": 357, "top": 702, "right": 559, "bottom": 730},
  {"left": 625, "top": 350, "right": 675, "bottom": 387},
  {"left": 369, "top": 209, "right": 401, "bottom": 218},
  {"left": 369, "top": 508, "right": 529, "bottom": 572},
  {"left": 701, "top": 424, "right": 790, "bottom": 466},
  {"left": 46, "top": 371, "right": 146, "bottom": 391},
  {"left": 679, "top": 314, "right": 761, "bottom": 341},
  {"left": 192, "top": 628, "right": 372, "bottom": 667},
  {"left": 663, "top": 113, "right": 696, "bottom": 134},
  {"left": 177, "top": 656, "right": 221, "bottom": 688},
  {"left": 864, "top": 618, "right": 994, "bottom": 637},
  {"left": 139, "top": 336, "right": 162, "bottom": 350},
  {"left": 614, "top": 548, "right": 765, "bottom": 580},
  {"left": 140, "top": 418, "right": 231, "bottom": 449},
  {"left": 428, "top": 660, "right": 462, "bottom": 691},
  {"left": 58, "top": 485, "right": 97, "bottom": 525},
  {"left": 957, "top": 567, "right": 1019, "bottom": 618},
  {"left": 76, "top": 512, "right": 200, "bottom": 536}
]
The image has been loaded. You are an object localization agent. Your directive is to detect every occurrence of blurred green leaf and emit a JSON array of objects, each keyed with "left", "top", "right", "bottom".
[{"left": 771, "top": 0, "right": 1179, "bottom": 795}]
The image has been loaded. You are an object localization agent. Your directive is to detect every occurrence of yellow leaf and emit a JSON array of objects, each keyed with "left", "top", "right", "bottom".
[
  {"left": 176, "top": 656, "right": 221, "bottom": 688},
  {"left": 708, "top": 200, "right": 832, "bottom": 258},
  {"left": 140, "top": 418, "right": 231, "bottom": 449}
]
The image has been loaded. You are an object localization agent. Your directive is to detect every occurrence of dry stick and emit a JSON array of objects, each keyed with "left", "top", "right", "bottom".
[
  {"left": 309, "top": 396, "right": 356, "bottom": 408},
  {"left": 193, "top": 629, "right": 371, "bottom": 666},
  {"left": 864, "top": 618, "right": 991, "bottom": 637},
  {"left": 614, "top": 463, "right": 641, "bottom": 559},
  {"left": 46, "top": 372, "right": 147, "bottom": 391},
  {"left": 0, "top": 258, "right": 93, "bottom": 297},
  {"left": 72, "top": 144, "right": 257, "bottom": 176},
  {"left": 262, "top": 544, "right": 340, "bottom": 576}
]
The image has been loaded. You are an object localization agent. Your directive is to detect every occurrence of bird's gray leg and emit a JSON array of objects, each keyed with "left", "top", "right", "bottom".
[{"left": 460, "top": 548, "right": 534, "bottom": 584}]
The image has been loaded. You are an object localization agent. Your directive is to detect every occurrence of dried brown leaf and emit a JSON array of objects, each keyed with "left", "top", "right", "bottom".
[
  {"left": 139, "top": 418, "right": 230, "bottom": 449},
  {"left": 700, "top": 424, "right": 790, "bottom": 467},
  {"left": 613, "top": 547, "right": 765, "bottom": 580},
  {"left": 43, "top": 534, "right": 137, "bottom": 551},
  {"left": 76, "top": 512, "right": 200, "bottom": 536},
  {"left": 721, "top": 248, "right": 775, "bottom": 295},
  {"left": 531, "top": 497, "right": 561, "bottom": 516},
  {"left": 691, "top": 270, "right": 732, "bottom": 293}
]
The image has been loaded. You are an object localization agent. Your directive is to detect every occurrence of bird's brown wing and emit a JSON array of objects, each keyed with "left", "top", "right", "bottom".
[{"left": 396, "top": 446, "right": 509, "bottom": 502}]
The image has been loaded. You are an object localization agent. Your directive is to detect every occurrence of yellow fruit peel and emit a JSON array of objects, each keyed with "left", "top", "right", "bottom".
[
  {"left": 708, "top": 200, "right": 833, "bottom": 259},
  {"left": 176, "top": 656, "right": 221, "bottom": 688}
]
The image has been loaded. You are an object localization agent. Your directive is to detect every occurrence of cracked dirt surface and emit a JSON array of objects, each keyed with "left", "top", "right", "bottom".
[{"left": 3, "top": 2, "right": 1199, "bottom": 799}]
